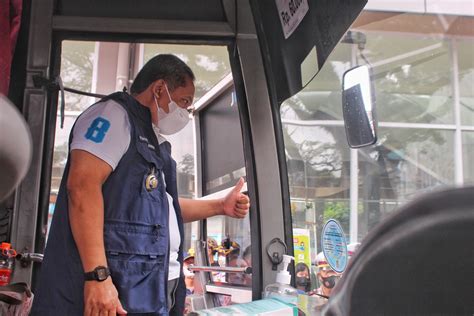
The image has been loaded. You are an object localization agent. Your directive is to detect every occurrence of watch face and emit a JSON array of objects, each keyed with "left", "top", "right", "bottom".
[{"left": 96, "top": 267, "right": 109, "bottom": 281}]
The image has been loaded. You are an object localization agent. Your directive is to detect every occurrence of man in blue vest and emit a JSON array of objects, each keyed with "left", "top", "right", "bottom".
[{"left": 31, "top": 54, "right": 250, "bottom": 315}]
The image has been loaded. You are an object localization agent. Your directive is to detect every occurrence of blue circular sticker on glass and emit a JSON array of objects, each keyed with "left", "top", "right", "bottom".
[{"left": 321, "top": 219, "right": 348, "bottom": 273}]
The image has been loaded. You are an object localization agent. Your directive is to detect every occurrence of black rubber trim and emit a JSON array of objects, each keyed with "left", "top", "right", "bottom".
[{"left": 228, "top": 42, "right": 262, "bottom": 300}]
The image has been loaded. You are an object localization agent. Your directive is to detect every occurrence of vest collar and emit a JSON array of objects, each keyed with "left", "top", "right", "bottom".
[{"left": 120, "top": 92, "right": 153, "bottom": 126}]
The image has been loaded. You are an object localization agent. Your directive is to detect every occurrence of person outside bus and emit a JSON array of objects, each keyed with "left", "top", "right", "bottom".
[
  {"left": 31, "top": 54, "right": 250, "bottom": 316},
  {"left": 312, "top": 252, "right": 341, "bottom": 298},
  {"left": 226, "top": 244, "right": 251, "bottom": 287},
  {"left": 295, "top": 262, "right": 311, "bottom": 293},
  {"left": 183, "top": 252, "right": 195, "bottom": 296}
]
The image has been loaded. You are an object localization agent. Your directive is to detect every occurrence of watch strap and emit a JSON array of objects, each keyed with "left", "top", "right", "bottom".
[{"left": 84, "top": 266, "right": 110, "bottom": 281}]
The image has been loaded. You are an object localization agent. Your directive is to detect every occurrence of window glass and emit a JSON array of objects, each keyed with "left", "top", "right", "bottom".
[
  {"left": 291, "top": 44, "right": 352, "bottom": 121},
  {"left": 357, "top": 128, "right": 455, "bottom": 237},
  {"left": 364, "top": 34, "right": 453, "bottom": 124},
  {"left": 206, "top": 215, "right": 252, "bottom": 288},
  {"left": 60, "top": 41, "right": 96, "bottom": 111},
  {"left": 199, "top": 84, "right": 251, "bottom": 290},
  {"left": 463, "top": 132, "right": 474, "bottom": 185},
  {"left": 283, "top": 121, "right": 351, "bottom": 290},
  {"left": 281, "top": 11, "right": 473, "bottom": 297},
  {"left": 458, "top": 40, "right": 474, "bottom": 126},
  {"left": 201, "top": 87, "right": 245, "bottom": 195},
  {"left": 172, "top": 55, "right": 251, "bottom": 290}
]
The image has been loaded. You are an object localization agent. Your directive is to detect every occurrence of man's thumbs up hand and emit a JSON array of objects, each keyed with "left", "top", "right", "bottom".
[{"left": 221, "top": 177, "right": 250, "bottom": 219}]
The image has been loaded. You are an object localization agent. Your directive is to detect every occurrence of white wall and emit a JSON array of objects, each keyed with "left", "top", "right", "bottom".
[
  {"left": 426, "top": 0, "right": 474, "bottom": 16},
  {"left": 365, "top": 0, "right": 474, "bottom": 16},
  {"left": 365, "top": 0, "right": 425, "bottom": 14}
]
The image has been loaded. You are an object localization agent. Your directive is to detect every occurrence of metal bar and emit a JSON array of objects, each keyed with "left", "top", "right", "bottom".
[
  {"left": 52, "top": 16, "right": 234, "bottom": 37},
  {"left": 450, "top": 39, "right": 464, "bottom": 186},
  {"left": 189, "top": 265, "right": 252, "bottom": 274},
  {"left": 115, "top": 43, "right": 131, "bottom": 91},
  {"left": 64, "top": 87, "right": 105, "bottom": 98},
  {"left": 17, "top": 252, "right": 44, "bottom": 264},
  {"left": 350, "top": 148, "right": 359, "bottom": 243},
  {"left": 205, "top": 284, "right": 252, "bottom": 304},
  {"left": 237, "top": 33, "right": 285, "bottom": 297},
  {"left": 193, "top": 73, "right": 233, "bottom": 113},
  {"left": 282, "top": 119, "right": 345, "bottom": 126},
  {"left": 282, "top": 119, "right": 459, "bottom": 130},
  {"left": 228, "top": 21, "right": 263, "bottom": 302},
  {"left": 192, "top": 116, "right": 203, "bottom": 199},
  {"left": 350, "top": 43, "right": 359, "bottom": 244},
  {"left": 11, "top": 0, "right": 55, "bottom": 286},
  {"left": 379, "top": 122, "right": 457, "bottom": 129},
  {"left": 193, "top": 240, "right": 214, "bottom": 309},
  {"left": 371, "top": 43, "right": 444, "bottom": 69}
]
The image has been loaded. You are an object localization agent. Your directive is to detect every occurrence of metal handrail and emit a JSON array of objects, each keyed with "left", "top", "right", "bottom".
[
  {"left": 188, "top": 265, "right": 252, "bottom": 274},
  {"left": 16, "top": 252, "right": 44, "bottom": 263}
]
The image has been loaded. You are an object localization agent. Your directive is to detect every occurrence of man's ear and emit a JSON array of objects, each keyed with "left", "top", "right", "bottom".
[{"left": 151, "top": 79, "right": 165, "bottom": 97}]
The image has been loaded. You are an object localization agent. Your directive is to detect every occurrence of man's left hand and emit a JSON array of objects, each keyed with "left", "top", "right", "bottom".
[{"left": 222, "top": 178, "right": 250, "bottom": 219}]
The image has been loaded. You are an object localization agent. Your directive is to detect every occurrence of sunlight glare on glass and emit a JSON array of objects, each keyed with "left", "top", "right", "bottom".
[{"left": 343, "top": 65, "right": 372, "bottom": 112}]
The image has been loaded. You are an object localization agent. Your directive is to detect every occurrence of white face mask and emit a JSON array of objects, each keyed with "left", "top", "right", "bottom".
[{"left": 153, "top": 84, "right": 190, "bottom": 135}]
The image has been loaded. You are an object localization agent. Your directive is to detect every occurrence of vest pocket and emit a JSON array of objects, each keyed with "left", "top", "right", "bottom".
[
  {"left": 104, "top": 221, "right": 167, "bottom": 256},
  {"left": 105, "top": 221, "right": 168, "bottom": 313},
  {"left": 136, "top": 141, "right": 166, "bottom": 203},
  {"left": 107, "top": 255, "right": 167, "bottom": 313}
]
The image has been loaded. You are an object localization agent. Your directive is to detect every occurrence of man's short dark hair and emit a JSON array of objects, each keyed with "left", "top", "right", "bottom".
[{"left": 130, "top": 54, "right": 195, "bottom": 94}]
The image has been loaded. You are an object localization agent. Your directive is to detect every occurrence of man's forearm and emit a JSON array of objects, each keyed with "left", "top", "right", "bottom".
[
  {"left": 179, "top": 198, "right": 224, "bottom": 223},
  {"left": 69, "top": 186, "right": 108, "bottom": 272}
]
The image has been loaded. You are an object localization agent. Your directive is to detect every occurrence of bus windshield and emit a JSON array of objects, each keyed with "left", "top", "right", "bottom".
[{"left": 281, "top": 9, "right": 473, "bottom": 294}]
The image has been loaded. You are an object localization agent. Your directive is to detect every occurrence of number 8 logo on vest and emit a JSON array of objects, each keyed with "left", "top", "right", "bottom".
[{"left": 85, "top": 117, "right": 111, "bottom": 143}]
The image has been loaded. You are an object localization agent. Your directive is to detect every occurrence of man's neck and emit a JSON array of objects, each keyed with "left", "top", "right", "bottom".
[{"left": 134, "top": 92, "right": 158, "bottom": 125}]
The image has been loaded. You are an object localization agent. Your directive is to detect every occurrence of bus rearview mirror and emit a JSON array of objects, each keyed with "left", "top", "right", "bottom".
[{"left": 342, "top": 65, "right": 377, "bottom": 148}]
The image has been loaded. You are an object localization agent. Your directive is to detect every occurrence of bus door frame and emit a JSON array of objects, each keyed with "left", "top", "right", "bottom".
[{"left": 11, "top": 0, "right": 291, "bottom": 302}]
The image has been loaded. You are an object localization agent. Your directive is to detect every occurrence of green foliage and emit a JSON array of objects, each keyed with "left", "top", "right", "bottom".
[
  {"left": 143, "top": 44, "right": 231, "bottom": 101},
  {"left": 61, "top": 41, "right": 95, "bottom": 111},
  {"left": 323, "top": 202, "right": 350, "bottom": 233},
  {"left": 178, "top": 154, "right": 194, "bottom": 175},
  {"left": 52, "top": 142, "right": 68, "bottom": 167}
]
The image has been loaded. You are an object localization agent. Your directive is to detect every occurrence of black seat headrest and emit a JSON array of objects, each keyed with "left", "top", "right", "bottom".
[{"left": 323, "top": 186, "right": 474, "bottom": 316}]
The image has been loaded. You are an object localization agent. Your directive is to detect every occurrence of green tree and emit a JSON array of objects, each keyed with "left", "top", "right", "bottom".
[
  {"left": 323, "top": 201, "right": 350, "bottom": 234},
  {"left": 61, "top": 41, "right": 95, "bottom": 111},
  {"left": 143, "top": 44, "right": 231, "bottom": 102},
  {"left": 53, "top": 142, "right": 69, "bottom": 167},
  {"left": 178, "top": 154, "right": 194, "bottom": 175}
]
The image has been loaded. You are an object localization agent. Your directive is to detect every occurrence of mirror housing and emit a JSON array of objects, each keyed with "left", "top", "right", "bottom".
[{"left": 342, "top": 65, "right": 377, "bottom": 148}]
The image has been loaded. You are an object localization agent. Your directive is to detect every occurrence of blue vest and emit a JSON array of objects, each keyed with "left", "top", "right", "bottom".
[{"left": 31, "top": 92, "right": 186, "bottom": 315}]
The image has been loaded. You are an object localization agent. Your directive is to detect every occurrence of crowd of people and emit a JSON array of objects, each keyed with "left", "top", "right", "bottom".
[
  {"left": 182, "top": 237, "right": 252, "bottom": 297},
  {"left": 182, "top": 237, "right": 361, "bottom": 302}
]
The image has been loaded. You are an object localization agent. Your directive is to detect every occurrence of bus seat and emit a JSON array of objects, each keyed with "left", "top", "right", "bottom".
[
  {"left": 322, "top": 186, "right": 474, "bottom": 316},
  {"left": 0, "top": 95, "right": 32, "bottom": 202}
]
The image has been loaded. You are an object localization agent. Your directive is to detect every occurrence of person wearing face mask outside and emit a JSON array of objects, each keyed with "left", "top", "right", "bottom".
[
  {"left": 31, "top": 54, "right": 250, "bottom": 316},
  {"left": 311, "top": 252, "right": 341, "bottom": 298},
  {"left": 295, "top": 262, "right": 311, "bottom": 293}
]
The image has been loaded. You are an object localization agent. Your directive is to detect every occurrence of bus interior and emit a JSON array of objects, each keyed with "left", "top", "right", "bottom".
[{"left": 1, "top": 0, "right": 473, "bottom": 314}]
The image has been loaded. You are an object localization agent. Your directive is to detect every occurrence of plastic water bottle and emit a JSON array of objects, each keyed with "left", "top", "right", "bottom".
[
  {"left": 0, "top": 243, "right": 16, "bottom": 286},
  {"left": 263, "top": 255, "right": 299, "bottom": 305}
]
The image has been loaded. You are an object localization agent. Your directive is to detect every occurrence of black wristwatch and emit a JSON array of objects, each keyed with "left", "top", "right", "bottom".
[{"left": 84, "top": 266, "right": 110, "bottom": 282}]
